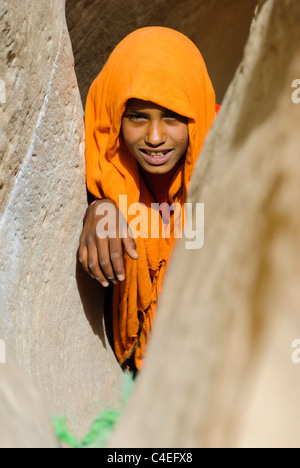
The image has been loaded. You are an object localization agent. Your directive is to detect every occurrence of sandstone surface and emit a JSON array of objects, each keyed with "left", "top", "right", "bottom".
[{"left": 0, "top": 357, "right": 59, "bottom": 448}]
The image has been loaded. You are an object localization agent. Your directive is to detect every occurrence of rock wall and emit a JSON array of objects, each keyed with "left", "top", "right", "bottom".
[
  {"left": 109, "top": 0, "right": 300, "bottom": 448},
  {"left": 66, "top": 0, "right": 258, "bottom": 105},
  {"left": 0, "top": 0, "right": 122, "bottom": 439},
  {"left": 0, "top": 357, "right": 59, "bottom": 448}
]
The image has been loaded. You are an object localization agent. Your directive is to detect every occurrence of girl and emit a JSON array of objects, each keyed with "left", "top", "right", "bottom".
[{"left": 79, "top": 27, "right": 217, "bottom": 372}]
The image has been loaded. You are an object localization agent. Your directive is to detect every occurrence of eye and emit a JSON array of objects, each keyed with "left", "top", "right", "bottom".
[
  {"left": 125, "top": 113, "right": 147, "bottom": 122},
  {"left": 164, "top": 112, "right": 177, "bottom": 119},
  {"left": 163, "top": 111, "right": 182, "bottom": 122},
  {"left": 164, "top": 112, "right": 188, "bottom": 125}
]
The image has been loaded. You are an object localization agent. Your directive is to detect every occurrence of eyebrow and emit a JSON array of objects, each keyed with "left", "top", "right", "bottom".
[
  {"left": 125, "top": 110, "right": 148, "bottom": 116},
  {"left": 125, "top": 109, "right": 181, "bottom": 117}
]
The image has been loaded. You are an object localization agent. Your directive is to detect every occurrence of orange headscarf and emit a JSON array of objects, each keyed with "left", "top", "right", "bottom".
[{"left": 85, "top": 27, "right": 216, "bottom": 370}]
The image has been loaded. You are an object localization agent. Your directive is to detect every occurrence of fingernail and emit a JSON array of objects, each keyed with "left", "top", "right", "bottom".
[
  {"left": 117, "top": 274, "right": 125, "bottom": 281},
  {"left": 100, "top": 280, "right": 109, "bottom": 287}
]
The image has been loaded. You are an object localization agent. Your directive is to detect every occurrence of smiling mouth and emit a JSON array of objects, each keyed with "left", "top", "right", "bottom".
[{"left": 140, "top": 149, "right": 173, "bottom": 158}]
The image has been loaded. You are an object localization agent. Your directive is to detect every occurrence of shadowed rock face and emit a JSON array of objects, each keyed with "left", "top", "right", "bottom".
[
  {"left": 66, "top": 0, "right": 257, "bottom": 105},
  {"left": 109, "top": 0, "right": 300, "bottom": 448},
  {"left": 0, "top": 0, "right": 122, "bottom": 441}
]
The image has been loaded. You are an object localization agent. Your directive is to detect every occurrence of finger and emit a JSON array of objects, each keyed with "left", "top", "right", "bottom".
[
  {"left": 78, "top": 243, "right": 89, "bottom": 274},
  {"left": 109, "top": 237, "right": 126, "bottom": 282},
  {"left": 123, "top": 226, "right": 139, "bottom": 260},
  {"left": 87, "top": 242, "right": 109, "bottom": 287},
  {"left": 96, "top": 238, "right": 119, "bottom": 285}
]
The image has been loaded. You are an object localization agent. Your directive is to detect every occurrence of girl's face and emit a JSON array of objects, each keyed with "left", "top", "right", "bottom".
[{"left": 122, "top": 99, "right": 189, "bottom": 174}]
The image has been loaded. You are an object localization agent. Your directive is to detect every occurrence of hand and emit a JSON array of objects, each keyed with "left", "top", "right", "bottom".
[{"left": 78, "top": 199, "right": 139, "bottom": 287}]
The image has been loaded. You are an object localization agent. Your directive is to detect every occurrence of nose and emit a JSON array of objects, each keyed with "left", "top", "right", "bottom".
[{"left": 145, "top": 120, "right": 167, "bottom": 147}]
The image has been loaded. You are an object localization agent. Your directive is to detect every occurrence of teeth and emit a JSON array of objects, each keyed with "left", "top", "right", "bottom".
[{"left": 144, "top": 151, "right": 169, "bottom": 157}]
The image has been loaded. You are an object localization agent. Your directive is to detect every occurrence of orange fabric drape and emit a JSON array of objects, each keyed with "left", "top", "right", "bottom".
[{"left": 85, "top": 27, "right": 216, "bottom": 369}]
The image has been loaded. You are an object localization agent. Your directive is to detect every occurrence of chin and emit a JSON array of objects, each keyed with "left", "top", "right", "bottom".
[
  {"left": 139, "top": 157, "right": 180, "bottom": 174},
  {"left": 143, "top": 163, "right": 172, "bottom": 174}
]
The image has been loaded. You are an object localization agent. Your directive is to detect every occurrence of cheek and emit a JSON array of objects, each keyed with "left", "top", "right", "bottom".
[
  {"left": 171, "top": 124, "right": 189, "bottom": 149},
  {"left": 122, "top": 122, "right": 143, "bottom": 147}
]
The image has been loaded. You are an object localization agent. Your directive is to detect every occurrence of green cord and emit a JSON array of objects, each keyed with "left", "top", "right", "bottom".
[{"left": 53, "top": 372, "right": 135, "bottom": 448}]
